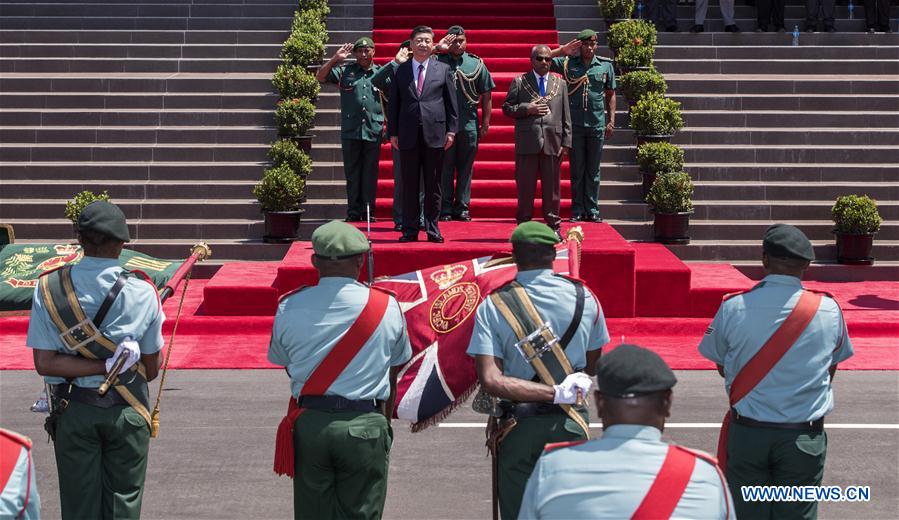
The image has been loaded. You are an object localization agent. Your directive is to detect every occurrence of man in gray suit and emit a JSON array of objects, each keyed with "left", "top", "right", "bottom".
[
  {"left": 502, "top": 45, "right": 571, "bottom": 239},
  {"left": 388, "top": 25, "right": 459, "bottom": 243}
]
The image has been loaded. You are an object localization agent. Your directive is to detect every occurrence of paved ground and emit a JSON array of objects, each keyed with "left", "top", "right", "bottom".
[{"left": 1, "top": 370, "right": 896, "bottom": 519}]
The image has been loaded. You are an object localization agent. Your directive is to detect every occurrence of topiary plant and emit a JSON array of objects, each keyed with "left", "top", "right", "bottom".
[
  {"left": 292, "top": 7, "right": 329, "bottom": 44},
  {"left": 268, "top": 139, "right": 313, "bottom": 177},
  {"left": 273, "top": 64, "right": 321, "bottom": 100},
  {"left": 630, "top": 92, "right": 684, "bottom": 136},
  {"left": 280, "top": 32, "right": 325, "bottom": 68},
  {"left": 607, "top": 19, "right": 657, "bottom": 51},
  {"left": 614, "top": 43, "right": 654, "bottom": 71},
  {"left": 64, "top": 190, "right": 111, "bottom": 223},
  {"left": 646, "top": 171, "right": 693, "bottom": 214},
  {"left": 598, "top": 0, "right": 636, "bottom": 20},
  {"left": 832, "top": 195, "right": 882, "bottom": 234},
  {"left": 253, "top": 164, "right": 305, "bottom": 212},
  {"left": 275, "top": 98, "right": 316, "bottom": 137},
  {"left": 636, "top": 142, "right": 684, "bottom": 175},
  {"left": 298, "top": 0, "right": 329, "bottom": 13},
  {"left": 619, "top": 68, "right": 666, "bottom": 105}
]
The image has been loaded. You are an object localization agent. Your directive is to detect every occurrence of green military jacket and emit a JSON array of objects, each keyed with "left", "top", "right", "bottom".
[
  {"left": 327, "top": 62, "right": 393, "bottom": 142},
  {"left": 550, "top": 56, "right": 616, "bottom": 129},
  {"left": 437, "top": 52, "right": 496, "bottom": 134}
]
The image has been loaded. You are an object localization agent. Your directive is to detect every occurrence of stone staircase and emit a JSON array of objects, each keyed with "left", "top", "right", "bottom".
[
  {"left": 2, "top": 0, "right": 897, "bottom": 263},
  {"left": 0, "top": 0, "right": 293, "bottom": 260},
  {"left": 320, "top": 0, "right": 899, "bottom": 263}
]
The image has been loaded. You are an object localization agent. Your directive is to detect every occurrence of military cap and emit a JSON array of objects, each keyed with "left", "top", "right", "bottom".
[
  {"left": 510, "top": 221, "right": 560, "bottom": 246},
  {"left": 353, "top": 37, "right": 374, "bottom": 50},
  {"left": 447, "top": 25, "right": 465, "bottom": 35},
  {"left": 576, "top": 29, "right": 598, "bottom": 41},
  {"left": 77, "top": 200, "right": 130, "bottom": 242},
  {"left": 595, "top": 344, "right": 677, "bottom": 398},
  {"left": 763, "top": 223, "right": 815, "bottom": 261},
  {"left": 312, "top": 220, "right": 370, "bottom": 260}
]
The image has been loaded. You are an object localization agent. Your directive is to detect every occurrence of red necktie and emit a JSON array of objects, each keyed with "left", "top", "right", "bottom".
[{"left": 416, "top": 63, "right": 425, "bottom": 96}]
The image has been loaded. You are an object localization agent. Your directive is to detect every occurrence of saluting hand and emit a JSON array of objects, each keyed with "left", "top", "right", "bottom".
[
  {"left": 435, "top": 33, "right": 456, "bottom": 52},
  {"left": 334, "top": 42, "right": 353, "bottom": 61},
  {"left": 561, "top": 38, "right": 582, "bottom": 56},
  {"left": 394, "top": 47, "right": 411, "bottom": 64}
]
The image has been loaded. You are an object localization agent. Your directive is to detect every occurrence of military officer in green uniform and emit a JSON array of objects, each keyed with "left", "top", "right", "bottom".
[
  {"left": 26, "top": 201, "right": 165, "bottom": 519},
  {"left": 269, "top": 220, "right": 412, "bottom": 519},
  {"left": 436, "top": 25, "right": 496, "bottom": 222},
  {"left": 467, "top": 222, "right": 610, "bottom": 519},
  {"left": 318, "top": 38, "right": 393, "bottom": 222},
  {"left": 550, "top": 29, "right": 616, "bottom": 223}
]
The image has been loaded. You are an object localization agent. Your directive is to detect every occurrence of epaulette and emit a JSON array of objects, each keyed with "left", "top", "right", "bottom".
[
  {"left": 722, "top": 288, "right": 752, "bottom": 302},
  {"left": 126, "top": 269, "right": 163, "bottom": 310},
  {"left": 543, "top": 439, "right": 587, "bottom": 453},
  {"left": 0, "top": 428, "right": 32, "bottom": 450},
  {"left": 370, "top": 285, "right": 397, "bottom": 298},
  {"left": 596, "top": 55, "right": 614, "bottom": 62},
  {"left": 553, "top": 273, "right": 588, "bottom": 286},
  {"left": 278, "top": 285, "right": 308, "bottom": 303},
  {"left": 673, "top": 444, "right": 716, "bottom": 467},
  {"left": 804, "top": 287, "right": 835, "bottom": 299},
  {"left": 467, "top": 52, "right": 482, "bottom": 62}
]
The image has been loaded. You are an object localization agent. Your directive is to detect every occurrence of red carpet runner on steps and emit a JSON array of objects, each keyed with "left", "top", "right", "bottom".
[{"left": 371, "top": 0, "right": 572, "bottom": 219}]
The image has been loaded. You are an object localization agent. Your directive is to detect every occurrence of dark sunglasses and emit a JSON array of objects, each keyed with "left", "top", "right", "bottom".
[{"left": 534, "top": 56, "right": 552, "bottom": 62}]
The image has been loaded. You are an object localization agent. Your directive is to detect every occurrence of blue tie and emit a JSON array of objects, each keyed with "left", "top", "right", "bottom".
[{"left": 538, "top": 76, "right": 545, "bottom": 97}]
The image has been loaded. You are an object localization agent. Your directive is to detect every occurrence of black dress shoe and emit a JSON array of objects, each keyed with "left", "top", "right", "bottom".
[
  {"left": 586, "top": 214, "right": 603, "bottom": 223},
  {"left": 569, "top": 215, "right": 584, "bottom": 223},
  {"left": 724, "top": 24, "right": 740, "bottom": 33},
  {"left": 453, "top": 213, "right": 472, "bottom": 222},
  {"left": 427, "top": 233, "right": 444, "bottom": 243},
  {"left": 824, "top": 26, "right": 836, "bottom": 33},
  {"left": 665, "top": 25, "right": 678, "bottom": 32},
  {"left": 439, "top": 215, "right": 452, "bottom": 222},
  {"left": 399, "top": 233, "right": 418, "bottom": 243},
  {"left": 690, "top": 24, "right": 704, "bottom": 33},
  {"left": 393, "top": 223, "right": 402, "bottom": 232}
]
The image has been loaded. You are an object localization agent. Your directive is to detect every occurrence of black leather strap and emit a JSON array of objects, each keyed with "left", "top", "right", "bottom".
[
  {"left": 732, "top": 408, "right": 824, "bottom": 432},
  {"left": 557, "top": 276, "right": 585, "bottom": 350},
  {"left": 93, "top": 273, "right": 128, "bottom": 327},
  {"left": 298, "top": 395, "right": 380, "bottom": 412},
  {"left": 54, "top": 384, "right": 129, "bottom": 408}
]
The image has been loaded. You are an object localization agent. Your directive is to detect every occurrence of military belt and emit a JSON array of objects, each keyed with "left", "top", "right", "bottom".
[
  {"left": 54, "top": 384, "right": 129, "bottom": 409},
  {"left": 499, "top": 401, "right": 568, "bottom": 420},
  {"left": 297, "top": 395, "right": 380, "bottom": 412},
  {"left": 732, "top": 409, "right": 824, "bottom": 432}
]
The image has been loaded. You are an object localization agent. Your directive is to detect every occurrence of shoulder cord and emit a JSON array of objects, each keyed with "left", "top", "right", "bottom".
[
  {"left": 452, "top": 58, "right": 485, "bottom": 106},
  {"left": 562, "top": 57, "right": 591, "bottom": 110},
  {"left": 149, "top": 270, "right": 191, "bottom": 438}
]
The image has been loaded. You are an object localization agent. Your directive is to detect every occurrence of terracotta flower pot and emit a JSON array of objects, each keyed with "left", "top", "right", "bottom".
[
  {"left": 263, "top": 210, "right": 304, "bottom": 243},
  {"left": 834, "top": 231, "right": 875, "bottom": 265},
  {"left": 653, "top": 211, "right": 692, "bottom": 244}
]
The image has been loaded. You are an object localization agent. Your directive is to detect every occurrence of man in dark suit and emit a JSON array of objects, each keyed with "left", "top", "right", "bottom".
[
  {"left": 388, "top": 25, "right": 459, "bottom": 243},
  {"left": 503, "top": 45, "right": 571, "bottom": 240}
]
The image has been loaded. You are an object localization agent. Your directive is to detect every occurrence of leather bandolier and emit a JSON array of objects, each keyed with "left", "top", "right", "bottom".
[{"left": 39, "top": 265, "right": 152, "bottom": 426}]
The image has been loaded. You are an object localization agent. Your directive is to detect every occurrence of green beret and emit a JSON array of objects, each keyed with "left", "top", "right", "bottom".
[
  {"left": 447, "top": 25, "right": 465, "bottom": 35},
  {"left": 312, "top": 220, "right": 370, "bottom": 260},
  {"left": 596, "top": 344, "right": 677, "bottom": 398},
  {"left": 763, "top": 224, "right": 815, "bottom": 261},
  {"left": 576, "top": 29, "right": 597, "bottom": 41},
  {"left": 353, "top": 37, "right": 374, "bottom": 50},
  {"left": 77, "top": 201, "right": 130, "bottom": 242},
  {"left": 510, "top": 221, "right": 560, "bottom": 246}
]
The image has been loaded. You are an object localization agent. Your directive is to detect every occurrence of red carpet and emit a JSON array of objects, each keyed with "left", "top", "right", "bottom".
[{"left": 371, "top": 0, "right": 561, "bottom": 221}]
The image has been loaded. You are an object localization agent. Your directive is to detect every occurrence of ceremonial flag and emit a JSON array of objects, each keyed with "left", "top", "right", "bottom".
[
  {"left": 0, "top": 244, "right": 182, "bottom": 311},
  {"left": 374, "top": 246, "right": 574, "bottom": 430}
]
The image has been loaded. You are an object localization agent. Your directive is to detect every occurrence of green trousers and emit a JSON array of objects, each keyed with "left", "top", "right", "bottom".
[
  {"left": 293, "top": 409, "right": 392, "bottom": 520},
  {"left": 497, "top": 412, "right": 587, "bottom": 520},
  {"left": 54, "top": 400, "right": 150, "bottom": 520},
  {"left": 727, "top": 422, "right": 827, "bottom": 520},
  {"left": 440, "top": 130, "right": 478, "bottom": 217},
  {"left": 341, "top": 138, "right": 380, "bottom": 219},
  {"left": 569, "top": 127, "right": 605, "bottom": 218}
]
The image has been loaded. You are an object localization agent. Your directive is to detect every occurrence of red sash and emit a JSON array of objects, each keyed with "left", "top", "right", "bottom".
[
  {"left": 716, "top": 290, "right": 822, "bottom": 471},
  {"left": 0, "top": 429, "right": 33, "bottom": 518},
  {"left": 631, "top": 445, "right": 696, "bottom": 520},
  {"left": 273, "top": 288, "right": 390, "bottom": 478}
]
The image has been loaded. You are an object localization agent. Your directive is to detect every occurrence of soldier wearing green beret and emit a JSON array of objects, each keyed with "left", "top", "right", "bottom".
[
  {"left": 520, "top": 344, "right": 735, "bottom": 519},
  {"left": 551, "top": 29, "right": 616, "bottom": 223},
  {"left": 26, "top": 200, "right": 165, "bottom": 519},
  {"left": 434, "top": 25, "right": 496, "bottom": 222},
  {"left": 268, "top": 220, "right": 412, "bottom": 518},
  {"left": 318, "top": 38, "right": 396, "bottom": 223},
  {"left": 467, "top": 222, "right": 610, "bottom": 519},
  {"left": 699, "top": 224, "right": 854, "bottom": 520}
]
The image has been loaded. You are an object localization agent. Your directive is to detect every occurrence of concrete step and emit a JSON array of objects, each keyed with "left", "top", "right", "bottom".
[
  {"left": 1, "top": 126, "right": 275, "bottom": 144},
  {"left": 556, "top": 31, "right": 899, "bottom": 45},
  {"left": 0, "top": 161, "right": 265, "bottom": 181},
  {"left": 654, "top": 59, "right": 899, "bottom": 75},
  {"left": 663, "top": 75, "right": 899, "bottom": 94},
  {"left": 0, "top": 17, "right": 294, "bottom": 31},
  {"left": 613, "top": 219, "right": 899, "bottom": 242},
  {"left": 556, "top": 17, "right": 891, "bottom": 33},
  {"left": 0, "top": 109, "right": 274, "bottom": 126},
  {"left": 4, "top": 218, "right": 265, "bottom": 240},
  {"left": 0, "top": 143, "right": 270, "bottom": 162},
  {"left": 0, "top": 30, "right": 290, "bottom": 45},
  {"left": 0, "top": 3, "right": 298, "bottom": 18},
  {"left": 0, "top": 92, "right": 278, "bottom": 110},
  {"left": 0, "top": 57, "right": 281, "bottom": 73},
  {"left": 553, "top": 4, "right": 899, "bottom": 19},
  {"left": 667, "top": 239, "right": 899, "bottom": 262},
  {"left": 0, "top": 198, "right": 264, "bottom": 220},
  {"left": 0, "top": 73, "right": 274, "bottom": 94},
  {"left": 0, "top": 179, "right": 257, "bottom": 199},
  {"left": 1, "top": 43, "right": 282, "bottom": 59}
]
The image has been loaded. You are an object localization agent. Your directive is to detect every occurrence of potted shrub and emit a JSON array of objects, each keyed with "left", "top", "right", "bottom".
[
  {"left": 281, "top": 32, "right": 325, "bottom": 70},
  {"left": 619, "top": 68, "right": 666, "bottom": 109},
  {"left": 614, "top": 43, "right": 654, "bottom": 74},
  {"left": 292, "top": 7, "right": 329, "bottom": 44},
  {"left": 636, "top": 142, "right": 684, "bottom": 200},
  {"left": 607, "top": 19, "right": 657, "bottom": 52},
  {"left": 269, "top": 139, "right": 313, "bottom": 202},
  {"left": 298, "top": 0, "right": 329, "bottom": 13},
  {"left": 65, "top": 190, "right": 111, "bottom": 231},
  {"left": 598, "top": 0, "right": 635, "bottom": 27},
  {"left": 254, "top": 164, "right": 306, "bottom": 243},
  {"left": 273, "top": 64, "right": 321, "bottom": 101},
  {"left": 831, "top": 194, "right": 882, "bottom": 265},
  {"left": 275, "top": 98, "right": 316, "bottom": 151},
  {"left": 630, "top": 92, "right": 683, "bottom": 144},
  {"left": 646, "top": 171, "right": 693, "bottom": 244}
]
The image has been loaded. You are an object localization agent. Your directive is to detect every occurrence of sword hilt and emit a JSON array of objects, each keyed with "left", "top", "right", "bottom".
[
  {"left": 97, "top": 355, "right": 127, "bottom": 396},
  {"left": 575, "top": 388, "right": 585, "bottom": 408}
]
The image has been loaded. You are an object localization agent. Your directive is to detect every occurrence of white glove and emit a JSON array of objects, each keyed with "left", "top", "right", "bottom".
[
  {"left": 553, "top": 372, "right": 593, "bottom": 404},
  {"left": 106, "top": 338, "right": 141, "bottom": 374}
]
